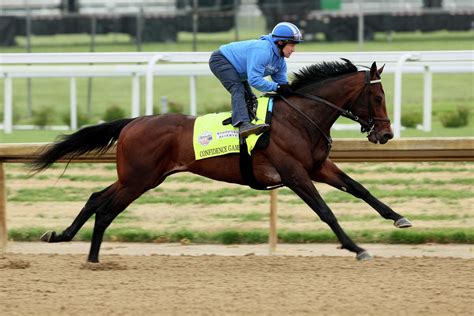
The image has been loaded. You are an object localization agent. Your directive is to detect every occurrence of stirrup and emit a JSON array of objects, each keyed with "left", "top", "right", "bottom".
[{"left": 239, "top": 123, "right": 270, "bottom": 138}]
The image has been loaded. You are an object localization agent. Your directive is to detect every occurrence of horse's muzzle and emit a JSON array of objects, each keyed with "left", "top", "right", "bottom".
[{"left": 368, "top": 128, "right": 393, "bottom": 144}]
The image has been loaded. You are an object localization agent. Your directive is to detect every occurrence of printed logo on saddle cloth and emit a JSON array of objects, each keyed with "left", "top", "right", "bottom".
[{"left": 193, "top": 97, "right": 272, "bottom": 160}]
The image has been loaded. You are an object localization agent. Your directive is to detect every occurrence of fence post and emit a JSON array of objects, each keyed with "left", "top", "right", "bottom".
[
  {"left": 393, "top": 53, "right": 420, "bottom": 138},
  {"left": 145, "top": 54, "right": 165, "bottom": 115},
  {"left": 3, "top": 75, "right": 13, "bottom": 134},
  {"left": 70, "top": 77, "right": 77, "bottom": 130},
  {"left": 189, "top": 76, "right": 197, "bottom": 116},
  {"left": 131, "top": 73, "right": 140, "bottom": 117},
  {"left": 269, "top": 189, "right": 278, "bottom": 254},
  {"left": 0, "top": 162, "right": 7, "bottom": 252},
  {"left": 423, "top": 65, "right": 432, "bottom": 132}
]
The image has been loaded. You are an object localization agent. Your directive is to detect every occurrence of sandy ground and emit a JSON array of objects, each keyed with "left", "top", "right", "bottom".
[
  {"left": 1, "top": 244, "right": 473, "bottom": 315},
  {"left": 4, "top": 241, "right": 474, "bottom": 259}
]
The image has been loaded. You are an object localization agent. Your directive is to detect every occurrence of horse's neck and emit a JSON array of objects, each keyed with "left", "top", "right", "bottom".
[{"left": 301, "top": 76, "right": 361, "bottom": 129}]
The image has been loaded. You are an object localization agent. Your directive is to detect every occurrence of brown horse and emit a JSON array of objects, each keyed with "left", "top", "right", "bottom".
[{"left": 32, "top": 59, "right": 412, "bottom": 263}]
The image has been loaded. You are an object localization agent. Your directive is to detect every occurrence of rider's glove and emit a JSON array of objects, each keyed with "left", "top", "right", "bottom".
[{"left": 276, "top": 83, "right": 293, "bottom": 96}]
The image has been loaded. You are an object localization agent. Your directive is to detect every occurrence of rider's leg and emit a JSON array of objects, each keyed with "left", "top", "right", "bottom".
[
  {"left": 209, "top": 51, "right": 249, "bottom": 126},
  {"left": 209, "top": 51, "right": 269, "bottom": 137}
]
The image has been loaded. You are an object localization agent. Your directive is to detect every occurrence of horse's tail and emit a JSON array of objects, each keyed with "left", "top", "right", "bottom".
[{"left": 30, "top": 118, "right": 135, "bottom": 173}]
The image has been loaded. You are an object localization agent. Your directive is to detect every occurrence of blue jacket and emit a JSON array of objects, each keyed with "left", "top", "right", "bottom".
[{"left": 219, "top": 34, "right": 288, "bottom": 92}]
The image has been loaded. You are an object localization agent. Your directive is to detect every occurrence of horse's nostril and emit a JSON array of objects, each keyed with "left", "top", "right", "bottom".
[
  {"left": 380, "top": 133, "right": 391, "bottom": 143},
  {"left": 385, "top": 132, "right": 393, "bottom": 140}
]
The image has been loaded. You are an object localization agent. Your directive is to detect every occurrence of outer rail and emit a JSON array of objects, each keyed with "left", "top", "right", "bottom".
[{"left": 0, "top": 137, "right": 472, "bottom": 162}]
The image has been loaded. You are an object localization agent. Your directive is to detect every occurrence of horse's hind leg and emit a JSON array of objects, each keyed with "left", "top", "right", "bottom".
[
  {"left": 312, "top": 160, "right": 412, "bottom": 228},
  {"left": 87, "top": 183, "right": 146, "bottom": 263},
  {"left": 41, "top": 186, "right": 112, "bottom": 243}
]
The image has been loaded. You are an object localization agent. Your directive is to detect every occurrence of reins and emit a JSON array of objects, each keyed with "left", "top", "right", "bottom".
[
  {"left": 293, "top": 91, "right": 372, "bottom": 129},
  {"left": 278, "top": 71, "right": 386, "bottom": 150},
  {"left": 279, "top": 94, "right": 333, "bottom": 149}
]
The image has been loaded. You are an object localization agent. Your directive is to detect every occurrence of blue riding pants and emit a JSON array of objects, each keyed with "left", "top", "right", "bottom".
[{"left": 209, "top": 50, "right": 254, "bottom": 126}]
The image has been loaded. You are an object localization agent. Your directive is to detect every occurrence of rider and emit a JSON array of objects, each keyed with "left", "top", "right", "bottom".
[{"left": 209, "top": 22, "right": 303, "bottom": 138}]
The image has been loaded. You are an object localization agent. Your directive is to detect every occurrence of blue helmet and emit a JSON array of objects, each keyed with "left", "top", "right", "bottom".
[{"left": 271, "top": 22, "right": 303, "bottom": 43}]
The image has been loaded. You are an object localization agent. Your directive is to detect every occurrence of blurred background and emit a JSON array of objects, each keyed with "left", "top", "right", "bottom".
[
  {"left": 0, "top": 0, "right": 473, "bottom": 141},
  {"left": 1, "top": 0, "right": 473, "bottom": 48}
]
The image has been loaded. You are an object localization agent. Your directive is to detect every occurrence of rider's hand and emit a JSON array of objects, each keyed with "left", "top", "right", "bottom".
[{"left": 276, "top": 83, "right": 293, "bottom": 96}]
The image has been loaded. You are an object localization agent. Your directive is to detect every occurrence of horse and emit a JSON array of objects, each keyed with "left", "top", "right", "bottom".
[{"left": 31, "top": 59, "right": 412, "bottom": 263}]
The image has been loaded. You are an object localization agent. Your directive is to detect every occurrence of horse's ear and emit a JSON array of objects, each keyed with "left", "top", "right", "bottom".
[
  {"left": 377, "top": 64, "right": 385, "bottom": 75},
  {"left": 370, "top": 62, "right": 377, "bottom": 77},
  {"left": 341, "top": 58, "right": 351, "bottom": 64}
]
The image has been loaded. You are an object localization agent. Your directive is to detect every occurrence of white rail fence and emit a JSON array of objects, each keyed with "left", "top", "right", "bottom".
[{"left": 1, "top": 51, "right": 473, "bottom": 137}]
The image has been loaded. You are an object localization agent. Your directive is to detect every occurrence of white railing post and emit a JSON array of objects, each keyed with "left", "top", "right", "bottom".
[
  {"left": 131, "top": 73, "right": 140, "bottom": 117},
  {"left": 69, "top": 77, "right": 77, "bottom": 130},
  {"left": 423, "top": 65, "right": 432, "bottom": 132},
  {"left": 189, "top": 75, "right": 197, "bottom": 116},
  {"left": 393, "top": 53, "right": 421, "bottom": 138},
  {"left": 145, "top": 54, "right": 164, "bottom": 115},
  {"left": 3, "top": 75, "right": 13, "bottom": 134}
]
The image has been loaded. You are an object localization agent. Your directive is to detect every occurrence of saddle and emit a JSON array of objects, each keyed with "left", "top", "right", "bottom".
[
  {"left": 223, "top": 96, "right": 275, "bottom": 190},
  {"left": 192, "top": 96, "right": 275, "bottom": 190}
]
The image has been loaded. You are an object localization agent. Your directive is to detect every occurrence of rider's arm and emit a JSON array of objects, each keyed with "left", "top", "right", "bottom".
[
  {"left": 246, "top": 48, "right": 279, "bottom": 92},
  {"left": 271, "top": 61, "right": 289, "bottom": 85}
]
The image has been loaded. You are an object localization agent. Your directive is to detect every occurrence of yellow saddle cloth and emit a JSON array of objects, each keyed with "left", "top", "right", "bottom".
[{"left": 193, "top": 97, "right": 271, "bottom": 160}]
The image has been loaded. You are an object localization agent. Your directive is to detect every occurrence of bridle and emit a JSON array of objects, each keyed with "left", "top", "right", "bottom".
[{"left": 279, "top": 70, "right": 389, "bottom": 149}]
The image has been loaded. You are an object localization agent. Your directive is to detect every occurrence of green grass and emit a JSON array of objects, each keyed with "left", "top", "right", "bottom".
[
  {"left": 337, "top": 213, "right": 471, "bottom": 222},
  {"left": 322, "top": 188, "right": 473, "bottom": 204},
  {"left": 7, "top": 173, "right": 117, "bottom": 182},
  {"left": 0, "top": 30, "right": 473, "bottom": 143},
  {"left": 9, "top": 184, "right": 472, "bottom": 204},
  {"left": 213, "top": 212, "right": 267, "bottom": 222},
  {"left": 8, "top": 226, "right": 474, "bottom": 244},
  {"left": 343, "top": 164, "right": 473, "bottom": 174},
  {"left": 356, "top": 178, "right": 474, "bottom": 186},
  {"left": 9, "top": 186, "right": 102, "bottom": 202}
]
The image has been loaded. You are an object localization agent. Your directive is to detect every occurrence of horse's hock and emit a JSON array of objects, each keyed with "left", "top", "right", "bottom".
[{"left": 0, "top": 137, "right": 473, "bottom": 252}]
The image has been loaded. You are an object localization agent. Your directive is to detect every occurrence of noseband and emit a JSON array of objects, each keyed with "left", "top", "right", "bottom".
[{"left": 279, "top": 71, "right": 389, "bottom": 149}]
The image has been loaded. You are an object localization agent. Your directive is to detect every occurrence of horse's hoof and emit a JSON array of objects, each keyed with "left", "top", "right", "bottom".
[
  {"left": 40, "top": 231, "right": 55, "bottom": 242},
  {"left": 356, "top": 250, "right": 373, "bottom": 261},
  {"left": 394, "top": 217, "right": 412, "bottom": 228}
]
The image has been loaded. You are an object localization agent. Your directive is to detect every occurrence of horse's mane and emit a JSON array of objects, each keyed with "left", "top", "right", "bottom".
[{"left": 290, "top": 59, "right": 358, "bottom": 90}]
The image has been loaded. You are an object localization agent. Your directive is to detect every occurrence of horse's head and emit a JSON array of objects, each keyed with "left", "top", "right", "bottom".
[{"left": 350, "top": 62, "right": 393, "bottom": 144}]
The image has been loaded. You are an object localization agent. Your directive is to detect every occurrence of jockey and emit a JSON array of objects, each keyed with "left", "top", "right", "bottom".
[{"left": 209, "top": 22, "right": 303, "bottom": 138}]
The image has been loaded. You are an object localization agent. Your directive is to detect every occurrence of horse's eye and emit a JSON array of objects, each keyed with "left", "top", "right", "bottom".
[{"left": 374, "top": 96, "right": 383, "bottom": 103}]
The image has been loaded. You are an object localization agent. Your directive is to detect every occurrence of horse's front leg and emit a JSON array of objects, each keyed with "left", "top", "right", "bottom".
[
  {"left": 312, "top": 159, "right": 412, "bottom": 228},
  {"left": 281, "top": 164, "right": 372, "bottom": 260}
]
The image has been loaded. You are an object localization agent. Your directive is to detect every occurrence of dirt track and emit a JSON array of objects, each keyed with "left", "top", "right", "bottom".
[{"left": 1, "top": 244, "right": 473, "bottom": 315}]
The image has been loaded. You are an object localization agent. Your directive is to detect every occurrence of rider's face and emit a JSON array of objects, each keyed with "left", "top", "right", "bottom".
[{"left": 282, "top": 43, "right": 297, "bottom": 58}]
